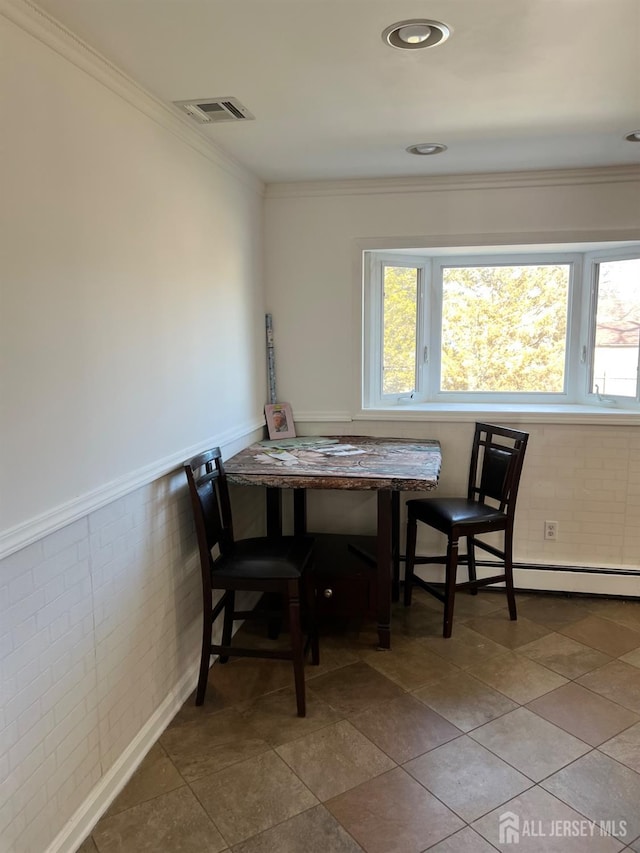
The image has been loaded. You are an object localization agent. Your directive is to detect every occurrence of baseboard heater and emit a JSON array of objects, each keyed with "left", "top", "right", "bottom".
[{"left": 411, "top": 559, "right": 639, "bottom": 598}]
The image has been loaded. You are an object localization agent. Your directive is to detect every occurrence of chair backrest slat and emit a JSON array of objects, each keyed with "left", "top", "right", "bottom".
[
  {"left": 468, "top": 423, "right": 528, "bottom": 517},
  {"left": 184, "top": 448, "right": 236, "bottom": 593}
]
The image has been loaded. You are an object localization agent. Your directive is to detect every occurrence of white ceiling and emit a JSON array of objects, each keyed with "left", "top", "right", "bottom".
[{"left": 35, "top": 0, "right": 640, "bottom": 183}]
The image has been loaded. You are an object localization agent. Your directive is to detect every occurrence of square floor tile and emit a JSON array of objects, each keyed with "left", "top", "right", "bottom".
[
  {"left": 304, "top": 643, "right": 360, "bottom": 680},
  {"left": 518, "top": 633, "right": 612, "bottom": 679},
  {"left": 621, "top": 647, "right": 640, "bottom": 669},
  {"left": 526, "top": 682, "right": 639, "bottom": 746},
  {"left": 542, "top": 751, "right": 640, "bottom": 841},
  {"left": 350, "top": 693, "right": 461, "bottom": 763},
  {"left": 599, "top": 722, "right": 640, "bottom": 773},
  {"left": 77, "top": 838, "right": 98, "bottom": 853},
  {"left": 465, "top": 613, "right": 552, "bottom": 650},
  {"left": 559, "top": 616, "right": 640, "bottom": 658},
  {"left": 390, "top": 600, "right": 447, "bottom": 639},
  {"left": 105, "top": 743, "right": 185, "bottom": 816},
  {"left": 470, "top": 707, "right": 590, "bottom": 781},
  {"left": 326, "top": 767, "right": 463, "bottom": 853},
  {"left": 231, "top": 804, "right": 364, "bottom": 853},
  {"left": 190, "top": 750, "right": 317, "bottom": 846},
  {"left": 160, "top": 707, "right": 270, "bottom": 781},
  {"left": 419, "top": 625, "right": 510, "bottom": 670},
  {"left": 404, "top": 736, "right": 531, "bottom": 822},
  {"left": 238, "top": 685, "right": 342, "bottom": 746},
  {"left": 472, "top": 651, "right": 568, "bottom": 705},
  {"left": 317, "top": 622, "right": 383, "bottom": 657},
  {"left": 585, "top": 599, "right": 640, "bottom": 632},
  {"left": 413, "top": 589, "right": 505, "bottom": 621},
  {"left": 91, "top": 786, "right": 226, "bottom": 853},
  {"left": 275, "top": 720, "right": 394, "bottom": 801},
  {"left": 426, "top": 826, "right": 498, "bottom": 852},
  {"left": 359, "top": 635, "right": 460, "bottom": 690},
  {"left": 306, "top": 661, "right": 405, "bottom": 717},
  {"left": 170, "top": 659, "right": 295, "bottom": 726},
  {"left": 305, "top": 625, "right": 363, "bottom": 677},
  {"left": 472, "top": 785, "right": 625, "bottom": 851},
  {"left": 577, "top": 661, "right": 640, "bottom": 714},
  {"left": 413, "top": 670, "right": 517, "bottom": 733},
  {"left": 516, "top": 595, "right": 592, "bottom": 629}
]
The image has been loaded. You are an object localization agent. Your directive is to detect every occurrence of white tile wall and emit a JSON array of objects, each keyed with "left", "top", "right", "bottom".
[
  {"left": 1, "top": 424, "right": 639, "bottom": 851},
  {"left": 300, "top": 421, "right": 640, "bottom": 575},
  {"left": 0, "top": 466, "right": 266, "bottom": 853},
  {"left": 422, "top": 422, "right": 640, "bottom": 572}
]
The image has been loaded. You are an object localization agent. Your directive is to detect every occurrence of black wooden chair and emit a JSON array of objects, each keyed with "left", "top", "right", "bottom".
[
  {"left": 404, "top": 423, "right": 529, "bottom": 638},
  {"left": 184, "top": 448, "right": 319, "bottom": 716}
]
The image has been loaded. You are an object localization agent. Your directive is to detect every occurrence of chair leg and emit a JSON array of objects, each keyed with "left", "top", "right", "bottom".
[
  {"left": 195, "top": 607, "right": 213, "bottom": 706},
  {"left": 288, "top": 582, "right": 306, "bottom": 717},
  {"left": 219, "top": 590, "right": 235, "bottom": 664},
  {"left": 467, "top": 535, "right": 478, "bottom": 595},
  {"left": 504, "top": 528, "right": 517, "bottom": 621},
  {"left": 391, "top": 491, "right": 401, "bottom": 602},
  {"left": 404, "top": 514, "right": 417, "bottom": 607},
  {"left": 443, "top": 536, "right": 459, "bottom": 638}
]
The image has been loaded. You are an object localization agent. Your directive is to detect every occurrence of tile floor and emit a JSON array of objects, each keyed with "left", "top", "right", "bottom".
[{"left": 78, "top": 590, "right": 640, "bottom": 853}]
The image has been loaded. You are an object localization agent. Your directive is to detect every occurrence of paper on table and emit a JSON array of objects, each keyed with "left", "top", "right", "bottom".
[
  {"left": 307, "top": 444, "right": 367, "bottom": 456},
  {"left": 258, "top": 437, "right": 338, "bottom": 450},
  {"left": 254, "top": 450, "right": 299, "bottom": 464}
]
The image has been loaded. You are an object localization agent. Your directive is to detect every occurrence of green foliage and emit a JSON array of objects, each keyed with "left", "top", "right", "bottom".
[
  {"left": 382, "top": 264, "right": 571, "bottom": 395},
  {"left": 383, "top": 266, "right": 417, "bottom": 394},
  {"left": 441, "top": 265, "right": 569, "bottom": 392}
]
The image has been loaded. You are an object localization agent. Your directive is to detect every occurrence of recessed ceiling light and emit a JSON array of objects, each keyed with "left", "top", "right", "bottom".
[
  {"left": 625, "top": 130, "right": 640, "bottom": 142},
  {"left": 406, "top": 143, "right": 448, "bottom": 156},
  {"left": 382, "top": 19, "right": 451, "bottom": 50}
]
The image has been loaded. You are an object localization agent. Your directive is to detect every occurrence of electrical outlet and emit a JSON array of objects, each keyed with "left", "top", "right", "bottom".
[{"left": 544, "top": 520, "right": 558, "bottom": 541}]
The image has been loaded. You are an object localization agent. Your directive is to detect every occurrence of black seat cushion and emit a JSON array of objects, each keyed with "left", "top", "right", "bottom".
[
  {"left": 211, "top": 535, "right": 314, "bottom": 581},
  {"left": 407, "top": 497, "right": 506, "bottom": 529}
]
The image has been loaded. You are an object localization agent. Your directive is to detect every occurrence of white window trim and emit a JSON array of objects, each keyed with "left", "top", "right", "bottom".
[{"left": 362, "top": 243, "right": 640, "bottom": 413}]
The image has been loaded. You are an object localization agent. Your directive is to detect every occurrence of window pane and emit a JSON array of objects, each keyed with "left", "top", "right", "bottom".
[
  {"left": 441, "top": 265, "right": 569, "bottom": 392},
  {"left": 592, "top": 258, "right": 640, "bottom": 398},
  {"left": 383, "top": 266, "right": 418, "bottom": 394}
]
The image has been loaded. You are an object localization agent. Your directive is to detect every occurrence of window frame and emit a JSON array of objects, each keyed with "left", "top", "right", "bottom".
[
  {"left": 582, "top": 248, "right": 640, "bottom": 405},
  {"left": 363, "top": 245, "right": 640, "bottom": 410}
]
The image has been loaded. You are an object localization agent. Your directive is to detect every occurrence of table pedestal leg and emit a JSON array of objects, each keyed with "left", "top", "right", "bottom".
[
  {"left": 391, "top": 491, "right": 400, "bottom": 603},
  {"left": 266, "top": 488, "right": 282, "bottom": 537},
  {"left": 293, "top": 489, "right": 307, "bottom": 535},
  {"left": 377, "top": 490, "right": 392, "bottom": 649}
]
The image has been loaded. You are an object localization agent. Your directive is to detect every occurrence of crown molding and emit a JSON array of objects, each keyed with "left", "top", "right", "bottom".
[
  {"left": 0, "top": 0, "right": 264, "bottom": 196},
  {"left": 265, "top": 165, "right": 640, "bottom": 199}
]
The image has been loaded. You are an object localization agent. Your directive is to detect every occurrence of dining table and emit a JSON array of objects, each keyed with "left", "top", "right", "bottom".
[{"left": 225, "top": 435, "right": 442, "bottom": 649}]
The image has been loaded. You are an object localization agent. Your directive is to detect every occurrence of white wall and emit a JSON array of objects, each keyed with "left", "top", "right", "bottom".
[
  {"left": 0, "top": 4, "right": 266, "bottom": 851},
  {"left": 264, "top": 172, "right": 640, "bottom": 576},
  {"left": 0, "top": 7, "right": 266, "bottom": 545}
]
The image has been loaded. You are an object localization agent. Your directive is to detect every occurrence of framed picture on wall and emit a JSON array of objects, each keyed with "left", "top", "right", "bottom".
[{"left": 265, "top": 402, "right": 296, "bottom": 439}]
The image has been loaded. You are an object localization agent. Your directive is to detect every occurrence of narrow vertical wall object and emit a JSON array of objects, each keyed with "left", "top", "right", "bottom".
[{"left": 266, "top": 313, "right": 277, "bottom": 404}]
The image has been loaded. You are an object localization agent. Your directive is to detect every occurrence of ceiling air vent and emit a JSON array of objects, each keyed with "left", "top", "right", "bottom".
[{"left": 173, "top": 97, "right": 254, "bottom": 123}]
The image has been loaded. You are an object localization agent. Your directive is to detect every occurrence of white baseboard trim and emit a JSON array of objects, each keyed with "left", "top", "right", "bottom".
[
  {"left": 43, "top": 589, "right": 261, "bottom": 853},
  {"left": 44, "top": 655, "right": 201, "bottom": 853}
]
